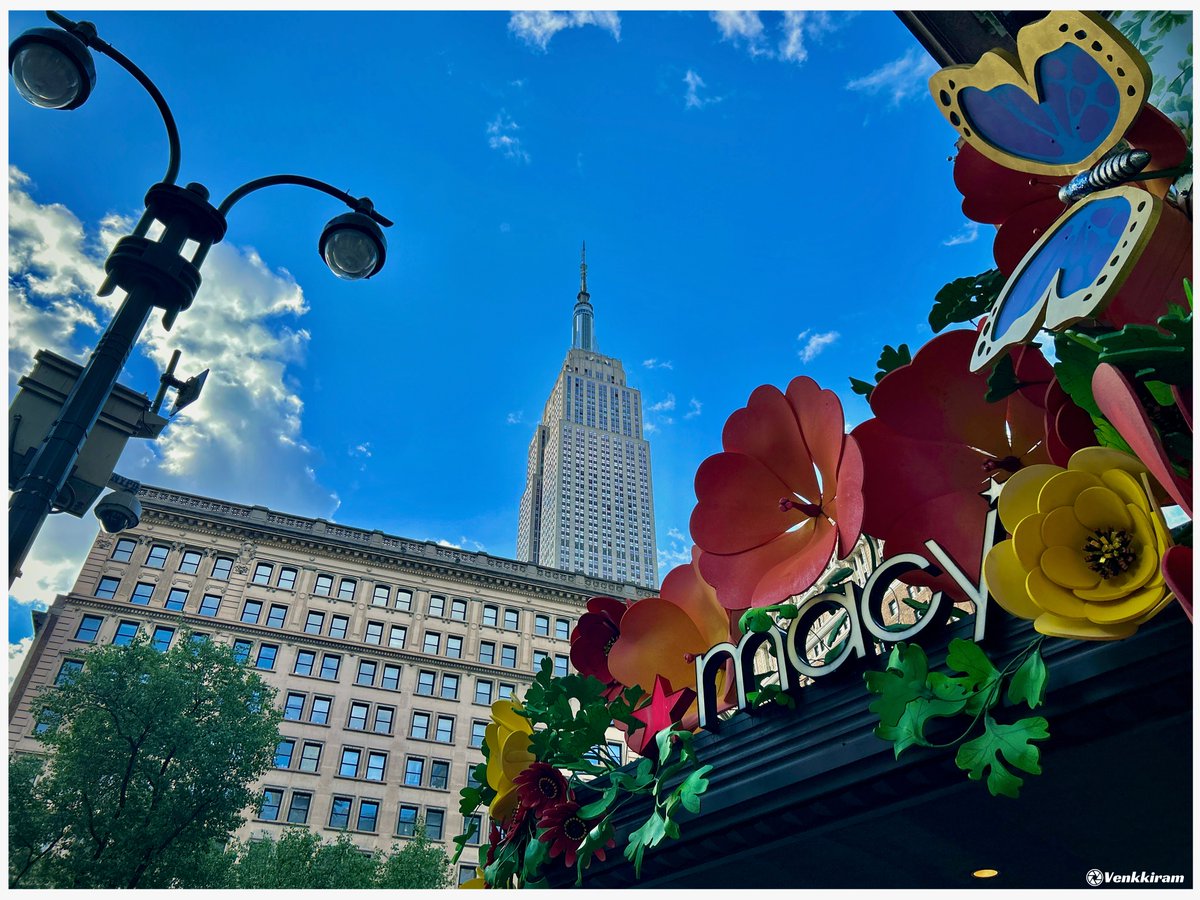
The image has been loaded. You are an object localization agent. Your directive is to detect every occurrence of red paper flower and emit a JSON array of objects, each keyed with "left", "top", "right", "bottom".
[
  {"left": 513, "top": 762, "right": 570, "bottom": 813},
  {"left": 850, "top": 330, "right": 1054, "bottom": 601},
  {"left": 537, "top": 801, "right": 611, "bottom": 869},
  {"left": 568, "top": 596, "right": 632, "bottom": 697},
  {"left": 690, "top": 376, "right": 864, "bottom": 609}
]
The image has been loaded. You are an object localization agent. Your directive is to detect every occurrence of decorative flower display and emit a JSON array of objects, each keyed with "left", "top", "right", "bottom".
[
  {"left": 690, "top": 375, "right": 864, "bottom": 609},
  {"left": 536, "top": 801, "right": 608, "bottom": 869},
  {"left": 984, "top": 446, "right": 1175, "bottom": 640},
  {"left": 851, "top": 331, "right": 1054, "bottom": 601},
  {"left": 483, "top": 699, "right": 535, "bottom": 822},
  {"left": 512, "top": 762, "right": 569, "bottom": 813},
  {"left": 569, "top": 595, "right": 633, "bottom": 698}
]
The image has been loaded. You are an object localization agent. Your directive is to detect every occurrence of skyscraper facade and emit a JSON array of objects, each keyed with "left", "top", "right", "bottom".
[{"left": 517, "top": 248, "right": 659, "bottom": 589}]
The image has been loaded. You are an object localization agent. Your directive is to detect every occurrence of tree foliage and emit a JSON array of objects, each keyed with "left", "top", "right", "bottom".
[{"left": 9, "top": 633, "right": 281, "bottom": 888}]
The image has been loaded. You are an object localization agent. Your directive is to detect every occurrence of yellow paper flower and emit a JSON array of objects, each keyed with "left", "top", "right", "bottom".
[
  {"left": 984, "top": 446, "right": 1175, "bottom": 640},
  {"left": 458, "top": 867, "right": 486, "bottom": 889},
  {"left": 483, "top": 699, "right": 535, "bottom": 822}
]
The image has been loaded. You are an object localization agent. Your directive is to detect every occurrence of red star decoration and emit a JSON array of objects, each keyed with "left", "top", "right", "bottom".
[{"left": 626, "top": 674, "right": 697, "bottom": 757}]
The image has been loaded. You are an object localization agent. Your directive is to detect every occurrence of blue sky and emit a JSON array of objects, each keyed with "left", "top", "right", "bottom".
[{"left": 8, "top": 9, "right": 1000, "bottom": 657}]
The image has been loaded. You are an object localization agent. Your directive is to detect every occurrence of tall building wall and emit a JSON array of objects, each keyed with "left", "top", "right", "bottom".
[{"left": 8, "top": 486, "right": 649, "bottom": 884}]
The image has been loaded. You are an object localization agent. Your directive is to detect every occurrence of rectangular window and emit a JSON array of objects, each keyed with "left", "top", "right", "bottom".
[
  {"left": 329, "top": 797, "right": 352, "bottom": 829},
  {"left": 277, "top": 567, "right": 297, "bottom": 590},
  {"left": 95, "top": 576, "right": 120, "bottom": 599},
  {"left": 287, "top": 792, "right": 312, "bottom": 824},
  {"left": 304, "top": 611, "right": 324, "bottom": 634},
  {"left": 260, "top": 789, "right": 283, "bottom": 821},
  {"left": 198, "top": 594, "right": 220, "bottom": 616},
  {"left": 284, "top": 692, "right": 306, "bottom": 720},
  {"left": 422, "top": 632, "right": 440, "bottom": 655},
  {"left": 294, "top": 650, "right": 315, "bottom": 676},
  {"left": 356, "top": 660, "right": 377, "bottom": 686},
  {"left": 446, "top": 635, "right": 463, "bottom": 659},
  {"left": 211, "top": 556, "right": 234, "bottom": 580},
  {"left": 130, "top": 582, "right": 154, "bottom": 605},
  {"left": 475, "top": 679, "right": 493, "bottom": 705},
  {"left": 435, "top": 715, "right": 454, "bottom": 743},
  {"left": 533, "top": 650, "right": 548, "bottom": 672},
  {"left": 232, "top": 640, "right": 252, "bottom": 664},
  {"left": 266, "top": 604, "right": 287, "bottom": 628},
  {"left": 274, "top": 739, "right": 295, "bottom": 768},
  {"left": 338, "top": 578, "right": 357, "bottom": 601},
  {"left": 241, "top": 600, "right": 262, "bottom": 624},
  {"left": 415, "top": 671, "right": 435, "bottom": 696},
  {"left": 55, "top": 659, "right": 83, "bottom": 686},
  {"left": 374, "top": 706, "right": 394, "bottom": 734},
  {"left": 535, "top": 614, "right": 550, "bottom": 636},
  {"left": 163, "top": 587, "right": 188, "bottom": 611},
  {"left": 554, "top": 654, "right": 569, "bottom": 678},
  {"left": 404, "top": 757, "right": 425, "bottom": 786},
  {"left": 320, "top": 654, "right": 341, "bottom": 680},
  {"left": 498, "top": 683, "right": 515, "bottom": 700},
  {"left": 298, "top": 742, "right": 322, "bottom": 772},
  {"left": 411, "top": 712, "right": 430, "bottom": 740},
  {"left": 464, "top": 814, "right": 482, "bottom": 845},
  {"left": 364, "top": 621, "right": 384, "bottom": 645},
  {"left": 252, "top": 562, "right": 273, "bottom": 585},
  {"left": 504, "top": 609, "right": 519, "bottom": 630},
  {"left": 450, "top": 599, "right": 468, "bottom": 621},
  {"left": 371, "top": 584, "right": 390, "bottom": 606},
  {"left": 388, "top": 625, "right": 407, "bottom": 649},
  {"left": 111, "top": 538, "right": 136, "bottom": 562},
  {"left": 314, "top": 574, "right": 334, "bottom": 596},
  {"left": 146, "top": 544, "right": 170, "bottom": 569},
  {"left": 428, "top": 595, "right": 445, "bottom": 617},
  {"left": 479, "top": 642, "right": 495, "bottom": 665},
  {"left": 440, "top": 674, "right": 459, "bottom": 701},
  {"left": 348, "top": 701, "right": 369, "bottom": 730},
  {"left": 339, "top": 747, "right": 361, "bottom": 778},
  {"left": 556, "top": 618, "right": 570, "bottom": 640},
  {"left": 501, "top": 645, "right": 517, "bottom": 668},
  {"left": 255, "top": 644, "right": 278, "bottom": 670},
  {"left": 396, "top": 805, "right": 418, "bottom": 837},
  {"left": 381, "top": 664, "right": 401, "bottom": 690},
  {"left": 34, "top": 707, "right": 60, "bottom": 735},
  {"left": 179, "top": 550, "right": 202, "bottom": 575},
  {"left": 482, "top": 605, "right": 498, "bottom": 627},
  {"left": 395, "top": 589, "right": 413, "bottom": 612},
  {"left": 329, "top": 616, "right": 348, "bottom": 639},
  {"left": 459, "top": 866, "right": 476, "bottom": 886},
  {"left": 365, "top": 751, "right": 387, "bottom": 782},
  {"left": 606, "top": 741, "right": 624, "bottom": 765},
  {"left": 309, "top": 696, "right": 331, "bottom": 725},
  {"left": 425, "top": 809, "right": 445, "bottom": 841},
  {"left": 358, "top": 799, "right": 380, "bottom": 832},
  {"left": 430, "top": 759, "right": 450, "bottom": 789},
  {"left": 75, "top": 614, "right": 103, "bottom": 642}
]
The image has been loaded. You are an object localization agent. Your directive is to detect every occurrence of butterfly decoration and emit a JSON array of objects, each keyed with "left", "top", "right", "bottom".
[{"left": 927, "top": 11, "right": 1192, "bottom": 373}]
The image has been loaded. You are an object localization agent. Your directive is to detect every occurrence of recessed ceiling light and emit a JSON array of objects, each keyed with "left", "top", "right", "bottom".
[{"left": 973, "top": 869, "right": 1000, "bottom": 879}]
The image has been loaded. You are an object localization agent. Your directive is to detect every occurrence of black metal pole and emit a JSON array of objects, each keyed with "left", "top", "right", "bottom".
[{"left": 8, "top": 288, "right": 156, "bottom": 584}]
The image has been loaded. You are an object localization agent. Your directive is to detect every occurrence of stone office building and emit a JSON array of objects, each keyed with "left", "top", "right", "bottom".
[{"left": 8, "top": 485, "right": 648, "bottom": 883}]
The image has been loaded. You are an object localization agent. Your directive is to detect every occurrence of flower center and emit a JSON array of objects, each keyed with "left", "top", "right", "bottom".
[
  {"left": 779, "top": 497, "right": 822, "bottom": 517},
  {"left": 603, "top": 635, "right": 618, "bottom": 656},
  {"left": 563, "top": 816, "right": 588, "bottom": 841},
  {"left": 538, "top": 776, "right": 560, "bottom": 800},
  {"left": 982, "top": 455, "right": 1022, "bottom": 474},
  {"left": 1083, "top": 527, "right": 1139, "bottom": 579}
]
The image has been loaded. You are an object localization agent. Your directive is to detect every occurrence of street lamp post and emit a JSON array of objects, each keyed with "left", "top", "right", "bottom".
[{"left": 8, "top": 10, "right": 395, "bottom": 584}]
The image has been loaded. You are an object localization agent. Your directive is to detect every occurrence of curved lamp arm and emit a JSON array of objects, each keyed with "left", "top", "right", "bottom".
[
  {"left": 218, "top": 174, "right": 394, "bottom": 227},
  {"left": 47, "top": 10, "right": 182, "bottom": 185}
]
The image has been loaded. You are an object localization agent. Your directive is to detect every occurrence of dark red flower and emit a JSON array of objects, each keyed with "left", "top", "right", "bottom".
[
  {"left": 513, "top": 762, "right": 570, "bottom": 813},
  {"left": 569, "top": 595, "right": 632, "bottom": 695},
  {"left": 536, "top": 801, "right": 612, "bottom": 869}
]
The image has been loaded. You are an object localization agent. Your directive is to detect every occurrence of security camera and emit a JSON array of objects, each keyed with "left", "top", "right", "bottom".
[{"left": 94, "top": 489, "right": 142, "bottom": 534}]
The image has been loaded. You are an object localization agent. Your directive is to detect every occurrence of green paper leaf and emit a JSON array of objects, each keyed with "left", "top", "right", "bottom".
[
  {"left": 825, "top": 566, "right": 854, "bottom": 587},
  {"left": 1053, "top": 330, "right": 1105, "bottom": 419},
  {"left": 955, "top": 716, "right": 1049, "bottom": 798},
  {"left": 676, "top": 764, "right": 714, "bottom": 814},
  {"left": 1007, "top": 649, "right": 1048, "bottom": 709},
  {"left": 574, "top": 817, "right": 615, "bottom": 886},
  {"left": 776, "top": 603, "right": 799, "bottom": 619},
  {"left": 863, "top": 643, "right": 931, "bottom": 735},
  {"left": 876, "top": 343, "right": 912, "bottom": 377},
  {"left": 1094, "top": 419, "right": 1135, "bottom": 455},
  {"left": 849, "top": 377, "right": 876, "bottom": 398},
  {"left": 890, "top": 693, "right": 969, "bottom": 756},
  {"left": 1094, "top": 310, "right": 1193, "bottom": 385},
  {"left": 578, "top": 783, "right": 620, "bottom": 819},
  {"left": 929, "top": 268, "right": 1005, "bottom": 333},
  {"left": 945, "top": 638, "right": 1002, "bottom": 716},
  {"left": 1144, "top": 379, "right": 1177, "bottom": 406},
  {"left": 522, "top": 832, "right": 550, "bottom": 883},
  {"left": 984, "top": 353, "right": 1021, "bottom": 402}
]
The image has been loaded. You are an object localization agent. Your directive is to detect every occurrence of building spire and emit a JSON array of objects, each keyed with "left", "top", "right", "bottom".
[
  {"left": 578, "top": 240, "right": 589, "bottom": 301},
  {"left": 571, "top": 241, "right": 597, "bottom": 351}
]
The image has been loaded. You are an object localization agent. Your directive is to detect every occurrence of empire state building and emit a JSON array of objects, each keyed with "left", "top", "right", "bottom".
[{"left": 517, "top": 246, "right": 659, "bottom": 589}]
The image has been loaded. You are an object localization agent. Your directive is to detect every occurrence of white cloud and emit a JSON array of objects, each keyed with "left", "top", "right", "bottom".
[
  {"left": 713, "top": 11, "right": 844, "bottom": 64},
  {"left": 8, "top": 167, "right": 340, "bottom": 607},
  {"left": 779, "top": 10, "right": 837, "bottom": 64},
  {"left": 684, "top": 398, "right": 702, "bottom": 419},
  {"left": 657, "top": 526, "right": 693, "bottom": 574},
  {"left": 486, "top": 110, "right": 530, "bottom": 163},
  {"left": 644, "top": 421, "right": 658, "bottom": 434},
  {"left": 710, "top": 11, "right": 769, "bottom": 56},
  {"left": 846, "top": 47, "right": 939, "bottom": 107},
  {"left": 350, "top": 442, "right": 372, "bottom": 458},
  {"left": 642, "top": 358, "right": 673, "bottom": 370},
  {"left": 435, "top": 536, "right": 486, "bottom": 552},
  {"left": 943, "top": 222, "right": 981, "bottom": 247},
  {"left": 648, "top": 393, "right": 676, "bottom": 413},
  {"left": 9, "top": 637, "right": 35, "bottom": 687},
  {"left": 683, "top": 69, "right": 720, "bottom": 109},
  {"left": 798, "top": 330, "right": 840, "bottom": 363},
  {"left": 509, "top": 11, "right": 621, "bottom": 51},
  {"left": 506, "top": 411, "right": 524, "bottom": 425}
]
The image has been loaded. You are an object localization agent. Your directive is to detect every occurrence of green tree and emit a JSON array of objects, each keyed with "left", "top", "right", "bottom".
[
  {"left": 8, "top": 632, "right": 281, "bottom": 888},
  {"left": 376, "top": 822, "right": 456, "bottom": 889}
]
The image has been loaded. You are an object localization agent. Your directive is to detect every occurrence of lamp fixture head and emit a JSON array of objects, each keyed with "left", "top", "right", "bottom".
[
  {"left": 319, "top": 211, "right": 387, "bottom": 280},
  {"left": 9, "top": 25, "right": 96, "bottom": 110}
]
